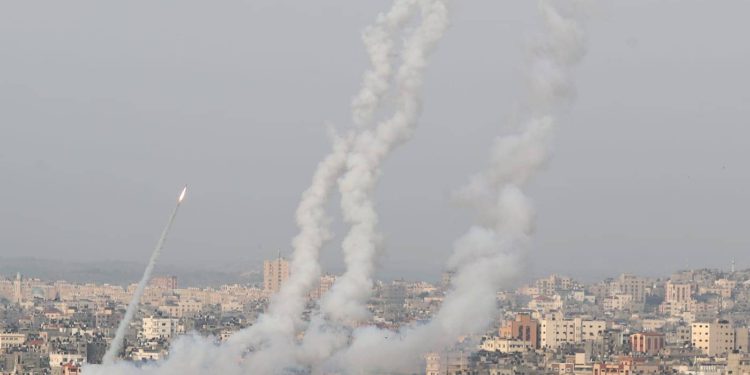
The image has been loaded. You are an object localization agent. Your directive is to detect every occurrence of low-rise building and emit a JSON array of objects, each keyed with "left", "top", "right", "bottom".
[
  {"left": 480, "top": 337, "right": 531, "bottom": 353},
  {"left": 691, "top": 320, "right": 736, "bottom": 356},
  {"left": 142, "top": 317, "right": 181, "bottom": 341},
  {"left": 0, "top": 333, "right": 26, "bottom": 351},
  {"left": 630, "top": 332, "right": 665, "bottom": 355}
]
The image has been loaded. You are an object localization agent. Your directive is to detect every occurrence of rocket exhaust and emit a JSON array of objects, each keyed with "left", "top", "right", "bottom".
[{"left": 102, "top": 186, "right": 188, "bottom": 364}]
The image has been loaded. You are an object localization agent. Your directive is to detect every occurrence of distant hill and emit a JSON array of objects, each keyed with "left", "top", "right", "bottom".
[{"left": 0, "top": 256, "right": 262, "bottom": 288}]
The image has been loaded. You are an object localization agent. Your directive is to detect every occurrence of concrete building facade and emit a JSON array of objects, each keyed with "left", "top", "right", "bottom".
[
  {"left": 142, "top": 317, "right": 180, "bottom": 340},
  {"left": 499, "top": 313, "right": 540, "bottom": 348},
  {"left": 630, "top": 332, "right": 665, "bottom": 355},
  {"left": 540, "top": 312, "right": 606, "bottom": 349},
  {"left": 692, "top": 320, "right": 736, "bottom": 356},
  {"left": 263, "top": 255, "right": 290, "bottom": 294}
]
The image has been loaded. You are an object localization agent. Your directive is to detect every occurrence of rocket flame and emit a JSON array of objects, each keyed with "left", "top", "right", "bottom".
[{"left": 178, "top": 186, "right": 187, "bottom": 202}]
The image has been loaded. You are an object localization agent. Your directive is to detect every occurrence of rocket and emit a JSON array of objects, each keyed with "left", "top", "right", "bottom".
[
  {"left": 103, "top": 185, "right": 188, "bottom": 364},
  {"left": 178, "top": 185, "right": 187, "bottom": 203}
]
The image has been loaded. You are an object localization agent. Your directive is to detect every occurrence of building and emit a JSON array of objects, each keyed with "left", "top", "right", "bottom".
[
  {"left": 425, "top": 352, "right": 443, "bottom": 375},
  {"left": 150, "top": 276, "right": 177, "bottom": 290},
  {"left": 158, "top": 300, "right": 203, "bottom": 318},
  {"left": 726, "top": 352, "right": 750, "bottom": 375},
  {"left": 666, "top": 281, "right": 692, "bottom": 303},
  {"left": 549, "top": 353, "right": 591, "bottom": 374},
  {"left": 263, "top": 254, "right": 290, "bottom": 294},
  {"left": 309, "top": 274, "right": 336, "bottom": 300},
  {"left": 49, "top": 353, "right": 86, "bottom": 369},
  {"left": 441, "top": 271, "right": 455, "bottom": 289},
  {"left": 616, "top": 273, "right": 648, "bottom": 303},
  {"left": 602, "top": 293, "right": 634, "bottom": 311},
  {"left": 661, "top": 281, "right": 695, "bottom": 316},
  {"left": 540, "top": 313, "right": 576, "bottom": 348},
  {"left": 14, "top": 273, "right": 22, "bottom": 305},
  {"left": 131, "top": 348, "right": 167, "bottom": 362},
  {"left": 480, "top": 337, "right": 531, "bottom": 353},
  {"left": 579, "top": 319, "right": 607, "bottom": 342},
  {"left": 142, "top": 317, "right": 180, "bottom": 340},
  {"left": 499, "top": 313, "right": 539, "bottom": 348},
  {"left": 737, "top": 327, "right": 750, "bottom": 353},
  {"left": 592, "top": 357, "right": 662, "bottom": 375},
  {"left": 666, "top": 324, "right": 692, "bottom": 345},
  {"left": 535, "top": 274, "right": 575, "bottom": 295},
  {"left": 381, "top": 281, "right": 407, "bottom": 322},
  {"left": 528, "top": 295, "right": 563, "bottom": 312},
  {"left": 691, "top": 320, "right": 736, "bottom": 356},
  {"left": 0, "top": 333, "right": 26, "bottom": 350},
  {"left": 630, "top": 332, "right": 665, "bottom": 355},
  {"left": 540, "top": 312, "right": 607, "bottom": 349},
  {"left": 62, "top": 363, "right": 81, "bottom": 375}
]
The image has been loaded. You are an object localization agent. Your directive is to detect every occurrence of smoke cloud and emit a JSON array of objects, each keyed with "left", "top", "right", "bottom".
[
  {"left": 224, "top": 0, "right": 428, "bottom": 367},
  {"left": 89, "top": 0, "right": 446, "bottom": 373},
  {"left": 230, "top": 0, "right": 450, "bottom": 371},
  {"left": 312, "top": 1, "right": 588, "bottom": 373},
  {"left": 87, "top": 1, "right": 589, "bottom": 374}
]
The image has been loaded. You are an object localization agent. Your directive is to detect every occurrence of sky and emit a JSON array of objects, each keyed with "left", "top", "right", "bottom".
[{"left": 1, "top": 1, "right": 749, "bottom": 283}]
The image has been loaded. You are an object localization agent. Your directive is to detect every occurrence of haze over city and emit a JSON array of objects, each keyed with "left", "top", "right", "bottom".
[{"left": 2, "top": 1, "right": 748, "bottom": 283}]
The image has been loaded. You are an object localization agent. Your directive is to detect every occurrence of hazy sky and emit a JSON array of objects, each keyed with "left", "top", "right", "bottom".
[{"left": 1, "top": 1, "right": 749, "bottom": 282}]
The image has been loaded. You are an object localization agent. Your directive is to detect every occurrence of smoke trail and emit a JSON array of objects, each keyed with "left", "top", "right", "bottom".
[
  {"left": 102, "top": 186, "right": 187, "bottom": 364},
  {"left": 321, "top": 1, "right": 588, "bottom": 372},
  {"left": 231, "top": 1, "right": 450, "bottom": 372},
  {"left": 257, "top": 0, "right": 421, "bottom": 333},
  {"left": 320, "top": 0, "right": 451, "bottom": 324},
  {"left": 86, "top": 1, "right": 587, "bottom": 373},
  {"left": 86, "top": 1, "right": 436, "bottom": 373},
  {"left": 352, "top": 0, "right": 418, "bottom": 128},
  {"left": 224, "top": 129, "right": 351, "bottom": 351},
  {"left": 225, "top": 0, "right": 422, "bottom": 356}
]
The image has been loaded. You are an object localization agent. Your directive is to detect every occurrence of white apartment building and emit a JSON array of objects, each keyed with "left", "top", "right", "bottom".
[
  {"left": 540, "top": 312, "right": 607, "bottom": 349},
  {"left": 131, "top": 348, "right": 166, "bottom": 362},
  {"left": 480, "top": 337, "right": 531, "bottom": 353},
  {"left": 142, "top": 317, "right": 181, "bottom": 340}
]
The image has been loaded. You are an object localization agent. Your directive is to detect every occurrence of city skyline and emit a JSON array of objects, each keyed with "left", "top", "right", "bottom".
[
  {"left": 5, "top": 263, "right": 750, "bottom": 373},
  {"left": 0, "top": 253, "right": 747, "bottom": 288}
]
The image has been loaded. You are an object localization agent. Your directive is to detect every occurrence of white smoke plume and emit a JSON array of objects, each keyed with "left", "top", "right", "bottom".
[
  {"left": 102, "top": 186, "right": 187, "bottom": 364},
  {"left": 316, "top": 1, "right": 588, "bottom": 373},
  {"left": 352, "top": 0, "right": 419, "bottom": 128},
  {"left": 232, "top": 0, "right": 450, "bottom": 371},
  {"left": 87, "top": 1, "right": 588, "bottom": 374},
  {"left": 225, "top": 0, "right": 424, "bottom": 360},
  {"left": 320, "top": 0, "right": 450, "bottom": 324},
  {"left": 224, "top": 128, "right": 351, "bottom": 351},
  {"left": 87, "top": 0, "right": 441, "bottom": 373}
]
